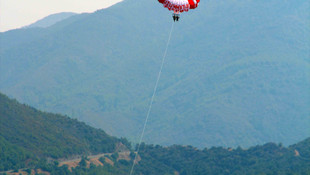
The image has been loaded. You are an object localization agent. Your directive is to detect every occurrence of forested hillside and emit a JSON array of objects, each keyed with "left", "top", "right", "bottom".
[
  {"left": 4, "top": 139, "right": 310, "bottom": 174},
  {"left": 0, "top": 0, "right": 309, "bottom": 148},
  {"left": 0, "top": 93, "right": 309, "bottom": 174},
  {"left": 134, "top": 140, "right": 310, "bottom": 175},
  {"left": 0, "top": 93, "right": 127, "bottom": 171}
]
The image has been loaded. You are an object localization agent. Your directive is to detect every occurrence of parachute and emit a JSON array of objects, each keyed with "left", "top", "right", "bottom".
[{"left": 158, "top": 0, "right": 200, "bottom": 13}]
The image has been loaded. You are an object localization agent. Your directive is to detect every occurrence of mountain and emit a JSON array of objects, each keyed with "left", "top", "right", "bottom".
[
  {"left": 0, "top": 13, "right": 76, "bottom": 52},
  {"left": 0, "top": 92, "right": 309, "bottom": 174},
  {"left": 24, "top": 12, "right": 77, "bottom": 29},
  {"left": 0, "top": 13, "right": 87, "bottom": 51},
  {"left": 0, "top": 92, "right": 129, "bottom": 171},
  {"left": 0, "top": 0, "right": 309, "bottom": 148}
]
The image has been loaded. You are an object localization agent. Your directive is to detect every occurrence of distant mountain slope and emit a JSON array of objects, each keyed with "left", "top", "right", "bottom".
[
  {"left": 0, "top": 13, "right": 86, "bottom": 52},
  {"left": 0, "top": 92, "right": 126, "bottom": 171},
  {"left": 0, "top": 0, "right": 309, "bottom": 148},
  {"left": 24, "top": 12, "right": 77, "bottom": 29}
]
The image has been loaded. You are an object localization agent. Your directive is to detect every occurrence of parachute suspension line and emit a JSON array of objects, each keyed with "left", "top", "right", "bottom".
[{"left": 129, "top": 22, "right": 175, "bottom": 175}]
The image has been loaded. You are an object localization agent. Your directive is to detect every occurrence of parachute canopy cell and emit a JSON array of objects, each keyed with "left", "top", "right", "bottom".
[{"left": 158, "top": 0, "right": 200, "bottom": 13}]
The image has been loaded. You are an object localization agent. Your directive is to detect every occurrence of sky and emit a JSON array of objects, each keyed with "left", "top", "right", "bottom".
[{"left": 0, "top": 0, "right": 123, "bottom": 32}]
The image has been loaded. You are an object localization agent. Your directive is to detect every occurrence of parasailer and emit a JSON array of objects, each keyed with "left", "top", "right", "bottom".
[{"left": 158, "top": 0, "right": 200, "bottom": 22}]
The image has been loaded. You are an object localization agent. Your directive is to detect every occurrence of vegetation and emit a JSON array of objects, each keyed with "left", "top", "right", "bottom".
[
  {"left": 0, "top": 0, "right": 308, "bottom": 174},
  {"left": 0, "top": 93, "right": 309, "bottom": 174},
  {"left": 5, "top": 140, "right": 308, "bottom": 175},
  {"left": 0, "top": 93, "right": 124, "bottom": 171},
  {"left": 134, "top": 142, "right": 310, "bottom": 175},
  {"left": 0, "top": 0, "right": 309, "bottom": 148},
  {"left": 27, "top": 158, "right": 131, "bottom": 175},
  {"left": 0, "top": 135, "right": 35, "bottom": 171}
]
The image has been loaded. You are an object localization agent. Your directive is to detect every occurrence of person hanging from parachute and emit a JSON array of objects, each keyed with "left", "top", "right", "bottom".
[{"left": 158, "top": 0, "right": 200, "bottom": 22}]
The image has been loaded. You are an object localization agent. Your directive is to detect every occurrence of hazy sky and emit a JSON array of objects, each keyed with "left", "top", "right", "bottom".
[{"left": 0, "top": 0, "right": 123, "bottom": 32}]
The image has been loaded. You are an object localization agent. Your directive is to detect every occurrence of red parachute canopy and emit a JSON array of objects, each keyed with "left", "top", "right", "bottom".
[{"left": 158, "top": 0, "right": 200, "bottom": 13}]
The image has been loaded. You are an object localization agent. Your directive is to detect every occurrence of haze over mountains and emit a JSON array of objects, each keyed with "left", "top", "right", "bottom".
[
  {"left": 24, "top": 12, "right": 77, "bottom": 29},
  {"left": 0, "top": 0, "right": 309, "bottom": 148}
]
